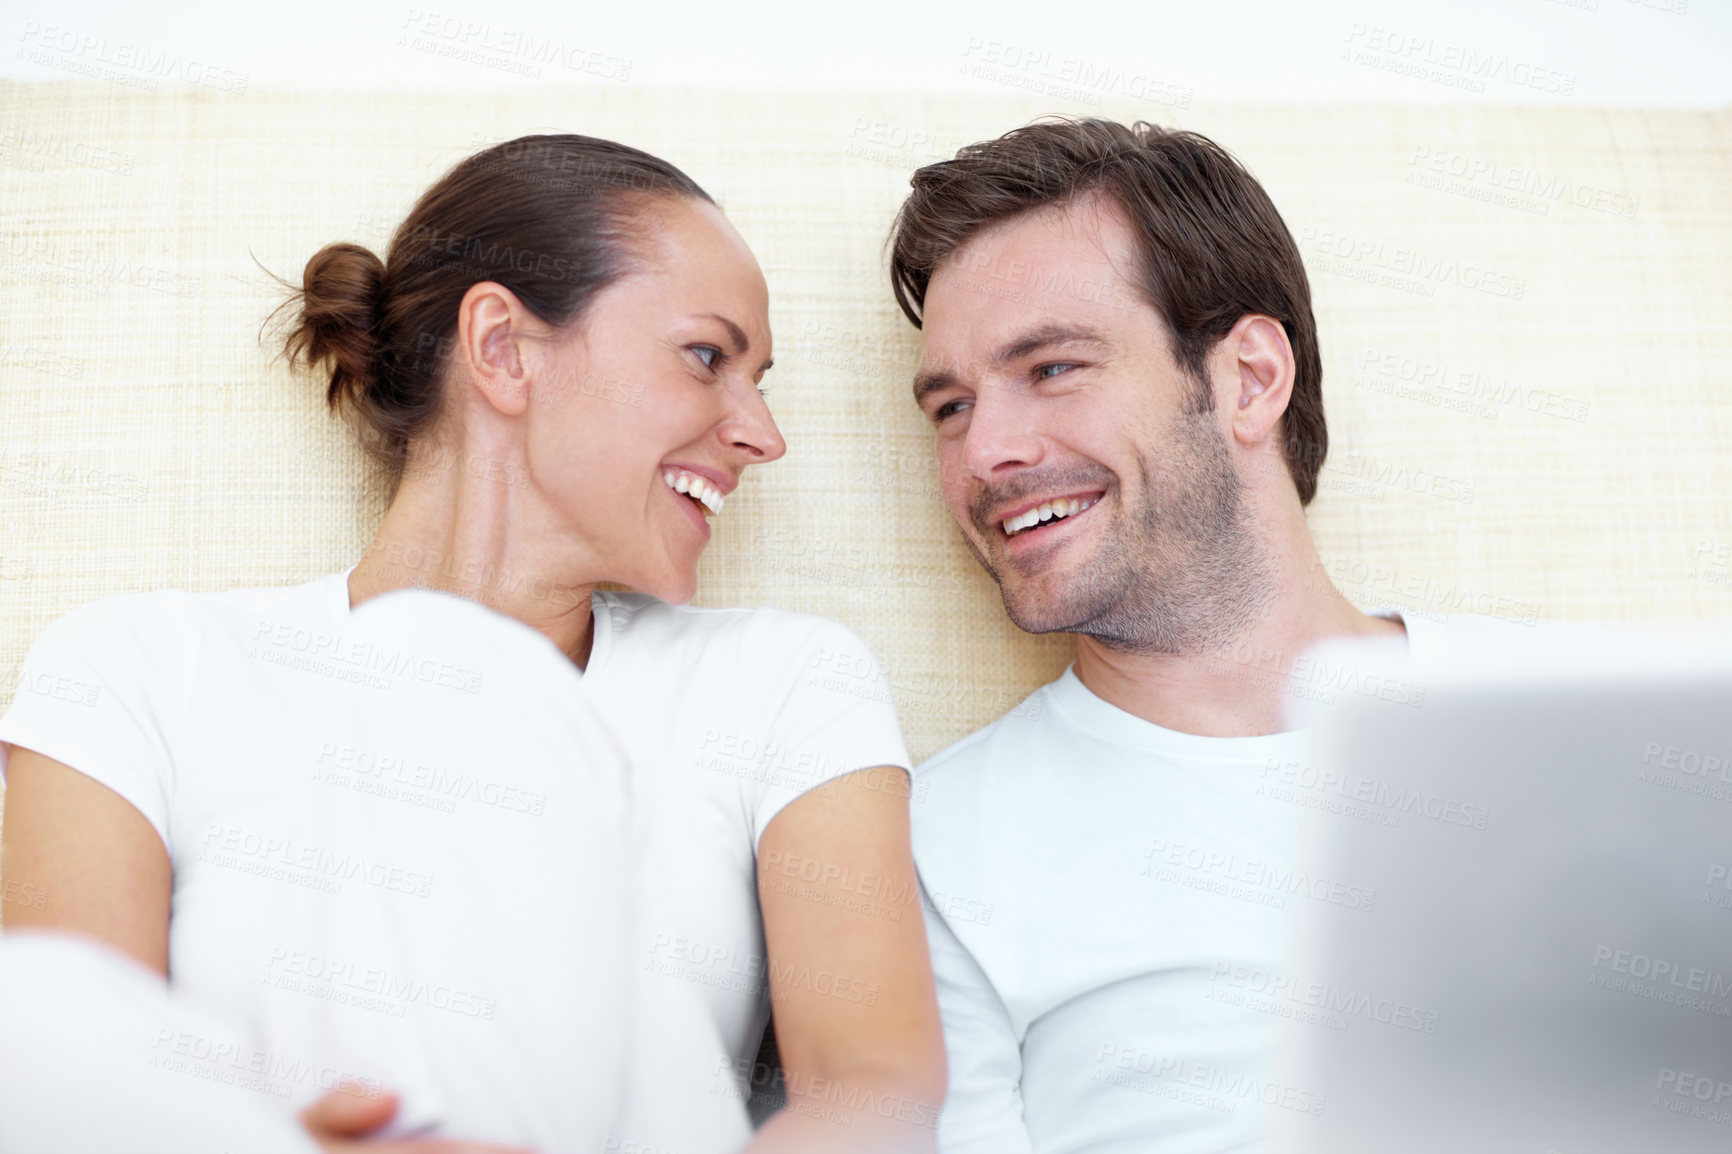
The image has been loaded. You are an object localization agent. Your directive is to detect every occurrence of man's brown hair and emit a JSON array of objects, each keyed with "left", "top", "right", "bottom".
[{"left": 888, "top": 118, "right": 1326, "bottom": 505}]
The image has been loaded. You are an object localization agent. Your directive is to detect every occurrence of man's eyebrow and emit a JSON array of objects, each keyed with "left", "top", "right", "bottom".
[
  {"left": 913, "top": 324, "right": 1109, "bottom": 405},
  {"left": 912, "top": 365, "right": 956, "bottom": 405},
  {"left": 994, "top": 323, "right": 1110, "bottom": 365},
  {"left": 696, "top": 312, "right": 774, "bottom": 374}
]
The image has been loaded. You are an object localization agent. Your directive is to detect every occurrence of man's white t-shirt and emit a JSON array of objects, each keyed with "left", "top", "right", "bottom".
[
  {"left": 912, "top": 612, "right": 1452, "bottom": 1154},
  {"left": 0, "top": 567, "right": 911, "bottom": 1152}
]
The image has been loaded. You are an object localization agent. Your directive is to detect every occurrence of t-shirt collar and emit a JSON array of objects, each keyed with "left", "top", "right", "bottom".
[{"left": 1048, "top": 610, "right": 1425, "bottom": 757}]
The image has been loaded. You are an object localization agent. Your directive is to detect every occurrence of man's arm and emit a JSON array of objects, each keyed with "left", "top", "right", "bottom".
[{"left": 919, "top": 883, "right": 1035, "bottom": 1154}]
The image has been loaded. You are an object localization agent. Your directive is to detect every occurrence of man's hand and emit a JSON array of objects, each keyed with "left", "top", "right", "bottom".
[{"left": 300, "top": 1082, "right": 538, "bottom": 1154}]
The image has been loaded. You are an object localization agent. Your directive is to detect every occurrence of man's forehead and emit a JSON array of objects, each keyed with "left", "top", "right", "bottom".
[
  {"left": 935, "top": 194, "right": 1138, "bottom": 289},
  {"left": 918, "top": 194, "right": 1146, "bottom": 370}
]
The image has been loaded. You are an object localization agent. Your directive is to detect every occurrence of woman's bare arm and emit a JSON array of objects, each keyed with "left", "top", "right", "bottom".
[
  {"left": 748, "top": 766, "right": 947, "bottom": 1153},
  {"left": 1, "top": 746, "right": 172, "bottom": 976}
]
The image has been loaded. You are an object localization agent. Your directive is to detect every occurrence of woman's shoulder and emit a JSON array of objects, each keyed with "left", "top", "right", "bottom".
[
  {"left": 595, "top": 592, "right": 888, "bottom": 684},
  {"left": 24, "top": 571, "right": 347, "bottom": 664},
  {"left": 196, "top": 570, "right": 351, "bottom": 631},
  {"left": 26, "top": 585, "right": 201, "bottom": 662},
  {"left": 599, "top": 590, "right": 879, "bottom": 653}
]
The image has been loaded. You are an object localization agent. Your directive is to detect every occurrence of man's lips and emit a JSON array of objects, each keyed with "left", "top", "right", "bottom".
[
  {"left": 1002, "top": 506, "right": 1093, "bottom": 554},
  {"left": 990, "top": 490, "right": 1106, "bottom": 539}
]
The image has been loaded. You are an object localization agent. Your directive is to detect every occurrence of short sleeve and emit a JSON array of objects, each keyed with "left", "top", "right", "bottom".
[
  {"left": 746, "top": 615, "right": 912, "bottom": 846},
  {"left": 921, "top": 879, "right": 1036, "bottom": 1154},
  {"left": 0, "top": 594, "right": 194, "bottom": 855}
]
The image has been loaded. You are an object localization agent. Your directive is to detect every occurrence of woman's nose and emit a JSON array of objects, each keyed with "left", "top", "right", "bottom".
[{"left": 722, "top": 388, "right": 787, "bottom": 464}]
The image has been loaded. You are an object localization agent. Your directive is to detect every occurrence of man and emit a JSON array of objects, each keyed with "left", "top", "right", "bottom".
[{"left": 888, "top": 119, "right": 1434, "bottom": 1151}]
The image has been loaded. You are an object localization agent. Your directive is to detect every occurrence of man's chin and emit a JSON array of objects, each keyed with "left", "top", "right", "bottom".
[{"left": 996, "top": 577, "right": 1095, "bottom": 637}]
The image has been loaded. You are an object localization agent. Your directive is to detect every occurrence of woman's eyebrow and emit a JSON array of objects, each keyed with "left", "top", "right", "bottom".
[{"left": 694, "top": 312, "right": 773, "bottom": 373}]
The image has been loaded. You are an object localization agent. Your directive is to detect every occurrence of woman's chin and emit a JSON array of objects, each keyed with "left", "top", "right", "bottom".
[
  {"left": 661, "top": 582, "right": 699, "bottom": 606},
  {"left": 629, "top": 566, "right": 700, "bottom": 606}
]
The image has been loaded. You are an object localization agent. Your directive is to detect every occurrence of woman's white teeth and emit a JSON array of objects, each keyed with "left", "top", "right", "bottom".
[
  {"left": 1003, "top": 497, "right": 1092, "bottom": 536},
  {"left": 662, "top": 470, "right": 725, "bottom": 515}
]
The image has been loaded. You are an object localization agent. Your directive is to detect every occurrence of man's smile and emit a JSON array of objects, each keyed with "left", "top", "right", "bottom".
[{"left": 996, "top": 491, "right": 1104, "bottom": 538}]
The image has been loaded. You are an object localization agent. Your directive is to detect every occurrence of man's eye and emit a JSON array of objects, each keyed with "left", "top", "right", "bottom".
[
  {"left": 691, "top": 345, "right": 722, "bottom": 370},
  {"left": 1037, "top": 363, "right": 1075, "bottom": 380},
  {"left": 934, "top": 399, "right": 972, "bottom": 421}
]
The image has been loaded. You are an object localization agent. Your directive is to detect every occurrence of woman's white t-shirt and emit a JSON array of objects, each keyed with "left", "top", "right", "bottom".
[{"left": 0, "top": 568, "right": 912, "bottom": 1152}]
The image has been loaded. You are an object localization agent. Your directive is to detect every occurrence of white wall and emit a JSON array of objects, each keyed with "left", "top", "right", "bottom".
[{"left": 4, "top": 0, "right": 1727, "bottom": 103}]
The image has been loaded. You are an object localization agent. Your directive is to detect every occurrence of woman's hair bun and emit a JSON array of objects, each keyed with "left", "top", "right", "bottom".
[{"left": 281, "top": 242, "right": 387, "bottom": 417}]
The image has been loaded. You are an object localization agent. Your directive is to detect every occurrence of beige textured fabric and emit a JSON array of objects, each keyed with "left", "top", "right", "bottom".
[{"left": 1, "top": 82, "right": 1730, "bottom": 769}]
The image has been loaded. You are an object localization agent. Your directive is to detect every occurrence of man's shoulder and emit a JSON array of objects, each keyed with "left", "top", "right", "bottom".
[
  {"left": 909, "top": 677, "right": 1075, "bottom": 874},
  {"left": 1381, "top": 606, "right": 1579, "bottom": 666},
  {"left": 916, "top": 678, "right": 1060, "bottom": 783}
]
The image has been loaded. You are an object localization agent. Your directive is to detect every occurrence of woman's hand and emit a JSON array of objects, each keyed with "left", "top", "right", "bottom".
[
  {"left": 747, "top": 766, "right": 947, "bottom": 1153},
  {"left": 301, "top": 1083, "right": 539, "bottom": 1153}
]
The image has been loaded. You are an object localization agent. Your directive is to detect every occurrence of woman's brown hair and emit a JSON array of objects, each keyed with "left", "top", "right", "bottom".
[
  {"left": 275, "top": 134, "right": 711, "bottom": 492},
  {"left": 888, "top": 118, "right": 1327, "bottom": 506}
]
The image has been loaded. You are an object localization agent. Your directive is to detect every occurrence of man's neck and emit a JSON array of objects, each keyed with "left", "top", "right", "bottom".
[{"left": 1071, "top": 529, "right": 1406, "bottom": 738}]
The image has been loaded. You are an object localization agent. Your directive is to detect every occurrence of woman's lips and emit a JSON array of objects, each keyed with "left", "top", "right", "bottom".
[{"left": 668, "top": 482, "right": 712, "bottom": 538}]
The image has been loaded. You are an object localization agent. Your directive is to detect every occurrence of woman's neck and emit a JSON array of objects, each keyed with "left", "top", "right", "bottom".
[{"left": 347, "top": 454, "right": 599, "bottom": 669}]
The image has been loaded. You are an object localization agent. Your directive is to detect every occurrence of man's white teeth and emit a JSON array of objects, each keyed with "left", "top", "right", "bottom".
[
  {"left": 662, "top": 469, "right": 725, "bottom": 515},
  {"left": 1003, "top": 497, "right": 1093, "bottom": 536}
]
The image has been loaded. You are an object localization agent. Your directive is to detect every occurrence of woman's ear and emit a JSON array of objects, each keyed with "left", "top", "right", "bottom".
[
  {"left": 455, "top": 281, "right": 533, "bottom": 417},
  {"left": 1222, "top": 313, "right": 1295, "bottom": 449}
]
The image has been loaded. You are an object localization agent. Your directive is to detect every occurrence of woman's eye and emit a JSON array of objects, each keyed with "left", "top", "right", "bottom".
[{"left": 692, "top": 345, "right": 722, "bottom": 370}]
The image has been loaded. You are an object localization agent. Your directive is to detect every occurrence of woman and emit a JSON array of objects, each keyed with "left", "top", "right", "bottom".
[{"left": 0, "top": 135, "right": 944, "bottom": 1153}]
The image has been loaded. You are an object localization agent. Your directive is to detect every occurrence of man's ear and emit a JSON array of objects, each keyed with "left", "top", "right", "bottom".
[
  {"left": 454, "top": 281, "right": 534, "bottom": 417},
  {"left": 1218, "top": 313, "right": 1295, "bottom": 449}
]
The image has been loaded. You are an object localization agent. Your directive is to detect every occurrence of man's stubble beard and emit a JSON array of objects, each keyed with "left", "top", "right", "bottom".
[{"left": 973, "top": 409, "right": 1277, "bottom": 657}]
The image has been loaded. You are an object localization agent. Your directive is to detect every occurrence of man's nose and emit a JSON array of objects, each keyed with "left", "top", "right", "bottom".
[{"left": 961, "top": 384, "right": 1043, "bottom": 481}]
